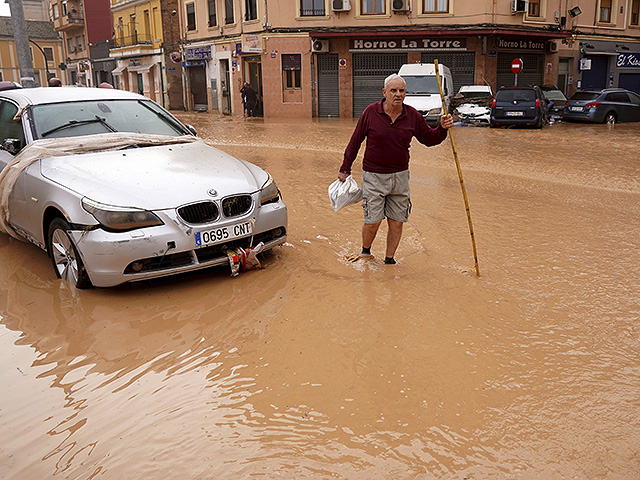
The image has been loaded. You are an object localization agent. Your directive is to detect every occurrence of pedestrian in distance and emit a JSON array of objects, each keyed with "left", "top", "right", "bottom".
[
  {"left": 98, "top": 82, "right": 114, "bottom": 89},
  {"left": 48, "top": 77, "right": 62, "bottom": 87},
  {"left": 242, "top": 83, "right": 258, "bottom": 117},
  {"left": 338, "top": 73, "right": 453, "bottom": 265}
]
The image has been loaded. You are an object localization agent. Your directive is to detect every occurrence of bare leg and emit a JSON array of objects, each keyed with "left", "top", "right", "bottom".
[
  {"left": 362, "top": 221, "right": 381, "bottom": 249},
  {"left": 385, "top": 218, "right": 403, "bottom": 260}
]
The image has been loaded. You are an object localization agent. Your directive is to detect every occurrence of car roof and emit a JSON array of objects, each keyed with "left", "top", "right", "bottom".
[
  {"left": 458, "top": 85, "right": 492, "bottom": 92},
  {"left": 0, "top": 86, "right": 146, "bottom": 108}
]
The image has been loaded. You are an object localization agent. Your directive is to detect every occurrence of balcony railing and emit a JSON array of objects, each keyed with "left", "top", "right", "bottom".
[
  {"left": 54, "top": 12, "right": 84, "bottom": 30},
  {"left": 113, "top": 33, "right": 153, "bottom": 48}
]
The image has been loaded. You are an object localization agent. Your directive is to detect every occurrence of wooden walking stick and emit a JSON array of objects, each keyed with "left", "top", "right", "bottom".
[{"left": 434, "top": 60, "right": 480, "bottom": 277}]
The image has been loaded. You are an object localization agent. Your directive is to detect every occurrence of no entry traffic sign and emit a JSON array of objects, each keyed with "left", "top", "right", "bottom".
[{"left": 511, "top": 58, "right": 524, "bottom": 74}]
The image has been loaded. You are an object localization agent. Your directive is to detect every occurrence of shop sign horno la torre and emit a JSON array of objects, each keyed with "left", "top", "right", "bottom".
[{"left": 350, "top": 38, "right": 467, "bottom": 52}]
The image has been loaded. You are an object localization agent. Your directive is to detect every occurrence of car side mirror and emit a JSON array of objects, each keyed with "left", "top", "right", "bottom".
[
  {"left": 1, "top": 138, "right": 22, "bottom": 155},
  {"left": 185, "top": 124, "right": 197, "bottom": 136}
]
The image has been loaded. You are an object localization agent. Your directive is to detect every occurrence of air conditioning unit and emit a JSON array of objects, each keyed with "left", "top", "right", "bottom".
[
  {"left": 547, "top": 40, "right": 559, "bottom": 53},
  {"left": 392, "top": 0, "right": 410, "bottom": 12},
  {"left": 311, "top": 39, "right": 329, "bottom": 53},
  {"left": 511, "top": 0, "right": 527, "bottom": 13},
  {"left": 332, "top": 0, "right": 351, "bottom": 12}
]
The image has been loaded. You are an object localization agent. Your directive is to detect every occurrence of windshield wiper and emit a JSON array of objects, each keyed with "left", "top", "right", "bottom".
[{"left": 40, "top": 115, "right": 117, "bottom": 137}]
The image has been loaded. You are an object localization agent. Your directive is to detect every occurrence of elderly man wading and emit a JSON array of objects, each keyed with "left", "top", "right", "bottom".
[{"left": 338, "top": 73, "right": 453, "bottom": 265}]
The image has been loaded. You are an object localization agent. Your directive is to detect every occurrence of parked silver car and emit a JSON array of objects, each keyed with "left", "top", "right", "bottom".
[{"left": 0, "top": 88, "right": 287, "bottom": 288}]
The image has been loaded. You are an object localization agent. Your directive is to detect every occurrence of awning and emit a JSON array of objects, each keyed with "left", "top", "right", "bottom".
[
  {"left": 111, "top": 65, "right": 127, "bottom": 76},
  {"left": 128, "top": 64, "right": 154, "bottom": 73}
]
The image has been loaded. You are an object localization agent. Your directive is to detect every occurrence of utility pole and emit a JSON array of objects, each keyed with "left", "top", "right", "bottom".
[{"left": 7, "top": 0, "right": 37, "bottom": 87}]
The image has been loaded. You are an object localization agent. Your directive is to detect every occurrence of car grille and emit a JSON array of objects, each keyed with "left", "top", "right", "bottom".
[
  {"left": 222, "top": 195, "right": 252, "bottom": 217},
  {"left": 177, "top": 201, "right": 219, "bottom": 224}
]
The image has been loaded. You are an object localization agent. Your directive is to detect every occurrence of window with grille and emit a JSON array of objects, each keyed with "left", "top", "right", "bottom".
[
  {"left": 44, "top": 47, "right": 54, "bottom": 62},
  {"left": 225, "top": 0, "right": 235, "bottom": 24},
  {"left": 208, "top": 0, "right": 216, "bottom": 26},
  {"left": 362, "top": 0, "right": 385, "bottom": 14},
  {"left": 245, "top": 0, "right": 257, "bottom": 20},
  {"left": 631, "top": 0, "right": 639, "bottom": 24},
  {"left": 599, "top": 0, "right": 612, "bottom": 22},
  {"left": 282, "top": 54, "right": 302, "bottom": 89},
  {"left": 186, "top": 3, "right": 196, "bottom": 30},
  {"left": 423, "top": 0, "right": 448, "bottom": 13},
  {"left": 301, "top": 0, "right": 325, "bottom": 16}
]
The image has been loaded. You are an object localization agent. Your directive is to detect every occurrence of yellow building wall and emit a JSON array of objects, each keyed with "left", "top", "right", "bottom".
[
  {"left": 111, "top": 0, "right": 164, "bottom": 51},
  {"left": 0, "top": 38, "right": 65, "bottom": 85}
]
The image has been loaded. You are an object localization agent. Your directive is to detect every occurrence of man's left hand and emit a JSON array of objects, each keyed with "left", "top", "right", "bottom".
[{"left": 440, "top": 114, "right": 454, "bottom": 129}]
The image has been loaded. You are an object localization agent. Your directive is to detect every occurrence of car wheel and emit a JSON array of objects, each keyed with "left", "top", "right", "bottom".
[
  {"left": 47, "top": 218, "right": 92, "bottom": 289},
  {"left": 489, "top": 120, "right": 496, "bottom": 128},
  {"left": 604, "top": 112, "right": 616, "bottom": 124}
]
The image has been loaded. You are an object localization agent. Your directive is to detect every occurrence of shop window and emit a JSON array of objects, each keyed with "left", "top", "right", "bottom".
[
  {"left": 423, "top": 0, "right": 448, "bottom": 13},
  {"left": 208, "top": 0, "right": 217, "bottom": 26},
  {"left": 186, "top": 3, "right": 196, "bottom": 30},
  {"left": 599, "top": 0, "right": 612, "bottom": 22},
  {"left": 300, "top": 0, "right": 325, "bottom": 16},
  {"left": 362, "top": 0, "right": 385, "bottom": 14},
  {"left": 44, "top": 47, "right": 54, "bottom": 62},
  {"left": 528, "top": 0, "right": 540, "bottom": 16},
  {"left": 282, "top": 54, "right": 302, "bottom": 89},
  {"left": 245, "top": 0, "right": 257, "bottom": 21},
  {"left": 631, "top": 0, "right": 639, "bottom": 25},
  {"left": 225, "top": 0, "right": 235, "bottom": 24}
]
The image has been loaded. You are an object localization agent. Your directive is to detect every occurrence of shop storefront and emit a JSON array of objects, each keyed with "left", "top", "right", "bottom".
[
  {"left": 311, "top": 29, "right": 567, "bottom": 118},
  {"left": 578, "top": 39, "right": 640, "bottom": 93},
  {"left": 111, "top": 54, "right": 163, "bottom": 103},
  {"left": 184, "top": 44, "right": 215, "bottom": 112}
]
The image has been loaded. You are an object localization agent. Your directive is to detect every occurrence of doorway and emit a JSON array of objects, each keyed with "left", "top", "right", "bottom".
[
  {"left": 220, "top": 59, "right": 232, "bottom": 115},
  {"left": 245, "top": 56, "right": 263, "bottom": 117},
  {"left": 189, "top": 65, "right": 208, "bottom": 111}
]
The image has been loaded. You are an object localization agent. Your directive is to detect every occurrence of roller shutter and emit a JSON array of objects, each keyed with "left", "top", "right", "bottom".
[
  {"left": 580, "top": 56, "right": 609, "bottom": 90},
  {"left": 353, "top": 53, "right": 407, "bottom": 117},
  {"left": 317, "top": 54, "right": 340, "bottom": 117},
  {"left": 497, "top": 53, "right": 544, "bottom": 89},
  {"left": 421, "top": 52, "right": 476, "bottom": 94}
]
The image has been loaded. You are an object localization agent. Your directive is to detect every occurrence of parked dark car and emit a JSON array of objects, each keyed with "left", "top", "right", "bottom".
[
  {"left": 539, "top": 85, "right": 568, "bottom": 119},
  {"left": 564, "top": 88, "right": 640, "bottom": 124},
  {"left": 490, "top": 86, "right": 548, "bottom": 128}
]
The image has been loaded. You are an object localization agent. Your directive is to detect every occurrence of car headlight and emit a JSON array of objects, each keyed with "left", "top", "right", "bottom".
[
  {"left": 427, "top": 107, "right": 442, "bottom": 115},
  {"left": 82, "top": 198, "right": 164, "bottom": 231},
  {"left": 260, "top": 174, "right": 280, "bottom": 205}
]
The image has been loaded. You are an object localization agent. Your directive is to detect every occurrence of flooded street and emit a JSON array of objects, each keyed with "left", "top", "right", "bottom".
[{"left": 1, "top": 114, "right": 639, "bottom": 479}]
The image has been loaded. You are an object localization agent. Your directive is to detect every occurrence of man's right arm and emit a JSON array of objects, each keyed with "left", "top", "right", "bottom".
[{"left": 338, "top": 112, "right": 368, "bottom": 180}]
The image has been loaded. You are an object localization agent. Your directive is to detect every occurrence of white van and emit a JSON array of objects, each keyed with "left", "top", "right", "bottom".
[{"left": 398, "top": 63, "right": 453, "bottom": 125}]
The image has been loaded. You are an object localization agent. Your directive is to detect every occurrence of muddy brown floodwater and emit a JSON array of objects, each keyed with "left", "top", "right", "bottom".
[{"left": 1, "top": 115, "right": 639, "bottom": 480}]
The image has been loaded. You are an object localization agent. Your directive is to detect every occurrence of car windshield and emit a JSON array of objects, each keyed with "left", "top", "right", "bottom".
[
  {"left": 543, "top": 90, "right": 567, "bottom": 101},
  {"left": 496, "top": 90, "right": 536, "bottom": 102},
  {"left": 31, "top": 99, "right": 187, "bottom": 139},
  {"left": 571, "top": 92, "right": 599, "bottom": 101},
  {"left": 402, "top": 75, "right": 441, "bottom": 95}
]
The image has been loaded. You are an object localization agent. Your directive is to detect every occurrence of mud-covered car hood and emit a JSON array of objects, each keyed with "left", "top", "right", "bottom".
[{"left": 40, "top": 141, "right": 268, "bottom": 210}]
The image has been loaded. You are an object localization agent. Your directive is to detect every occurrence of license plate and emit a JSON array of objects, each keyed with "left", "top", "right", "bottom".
[
  {"left": 195, "top": 221, "right": 253, "bottom": 247},
  {"left": 570, "top": 106, "right": 583, "bottom": 112},
  {"left": 505, "top": 111, "right": 524, "bottom": 116}
]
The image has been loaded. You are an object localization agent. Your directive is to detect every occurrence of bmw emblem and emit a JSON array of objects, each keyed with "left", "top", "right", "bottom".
[{"left": 207, "top": 188, "right": 218, "bottom": 197}]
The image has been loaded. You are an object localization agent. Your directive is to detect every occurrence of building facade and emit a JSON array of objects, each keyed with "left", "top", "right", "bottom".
[
  {"left": 174, "top": 0, "right": 640, "bottom": 118},
  {"left": 0, "top": 15, "right": 63, "bottom": 86},
  {"left": 50, "top": 0, "right": 114, "bottom": 86},
  {"left": 109, "top": 0, "right": 164, "bottom": 103}
]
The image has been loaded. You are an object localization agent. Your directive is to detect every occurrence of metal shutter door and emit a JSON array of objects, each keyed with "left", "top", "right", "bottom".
[
  {"left": 353, "top": 53, "right": 407, "bottom": 117},
  {"left": 421, "top": 52, "right": 476, "bottom": 94},
  {"left": 317, "top": 54, "right": 340, "bottom": 117},
  {"left": 497, "top": 53, "right": 544, "bottom": 89},
  {"left": 580, "top": 56, "right": 609, "bottom": 90},
  {"left": 619, "top": 73, "right": 640, "bottom": 94}
]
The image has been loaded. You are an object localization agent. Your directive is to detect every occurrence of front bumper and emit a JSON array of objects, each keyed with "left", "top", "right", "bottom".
[{"left": 70, "top": 198, "right": 288, "bottom": 287}]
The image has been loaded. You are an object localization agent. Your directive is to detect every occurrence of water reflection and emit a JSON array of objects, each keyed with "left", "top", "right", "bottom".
[{"left": 1, "top": 118, "right": 639, "bottom": 479}]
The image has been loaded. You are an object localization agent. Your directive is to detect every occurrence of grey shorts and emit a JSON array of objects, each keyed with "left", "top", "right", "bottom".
[{"left": 361, "top": 170, "right": 411, "bottom": 224}]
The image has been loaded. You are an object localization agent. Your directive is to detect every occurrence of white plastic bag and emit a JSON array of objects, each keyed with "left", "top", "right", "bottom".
[{"left": 328, "top": 175, "right": 363, "bottom": 213}]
